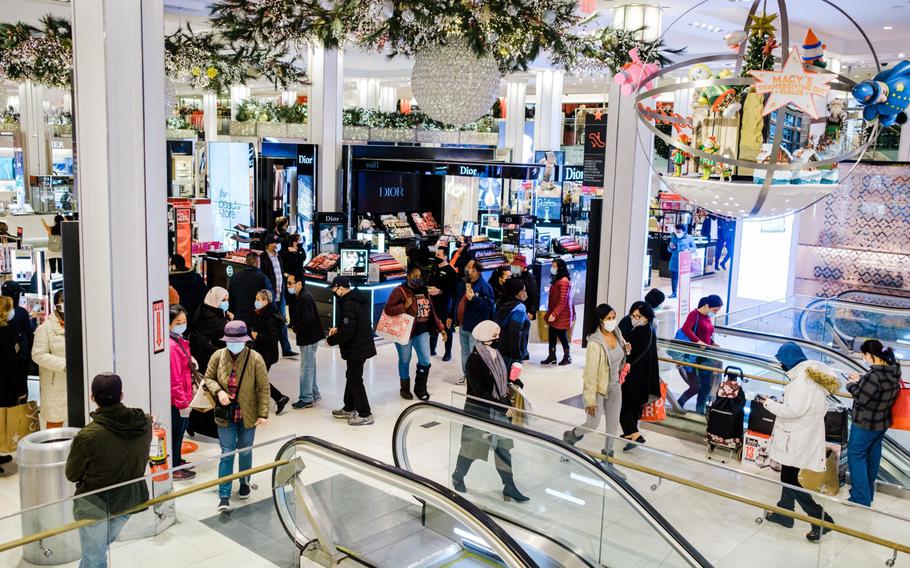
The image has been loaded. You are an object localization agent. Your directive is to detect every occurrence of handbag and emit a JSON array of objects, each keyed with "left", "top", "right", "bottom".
[
  {"left": 798, "top": 447, "right": 841, "bottom": 496},
  {"left": 891, "top": 380, "right": 910, "bottom": 431},
  {"left": 747, "top": 398, "right": 777, "bottom": 435},
  {"left": 47, "top": 235, "right": 62, "bottom": 253},
  {"left": 640, "top": 381, "right": 668, "bottom": 422},
  {"left": 824, "top": 407, "right": 849, "bottom": 444},
  {"left": 376, "top": 310, "right": 415, "bottom": 345},
  {"left": 213, "top": 351, "right": 249, "bottom": 422},
  {"left": 0, "top": 397, "right": 40, "bottom": 453},
  {"left": 668, "top": 317, "right": 700, "bottom": 365},
  {"left": 174, "top": 337, "right": 212, "bottom": 412}
]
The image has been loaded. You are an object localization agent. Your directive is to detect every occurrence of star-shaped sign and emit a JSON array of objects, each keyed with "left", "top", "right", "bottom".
[
  {"left": 749, "top": 46, "right": 836, "bottom": 119},
  {"left": 592, "top": 109, "right": 604, "bottom": 120}
]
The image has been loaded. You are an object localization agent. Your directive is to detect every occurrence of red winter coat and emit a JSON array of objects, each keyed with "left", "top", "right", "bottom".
[
  {"left": 546, "top": 276, "right": 575, "bottom": 330},
  {"left": 169, "top": 334, "right": 194, "bottom": 409}
]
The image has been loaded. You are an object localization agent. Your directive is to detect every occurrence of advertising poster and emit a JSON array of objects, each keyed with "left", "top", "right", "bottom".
[
  {"left": 209, "top": 142, "right": 254, "bottom": 249},
  {"left": 583, "top": 112, "right": 607, "bottom": 188},
  {"left": 296, "top": 144, "right": 317, "bottom": 261}
]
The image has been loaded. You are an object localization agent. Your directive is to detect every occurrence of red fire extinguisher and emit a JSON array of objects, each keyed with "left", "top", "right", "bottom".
[{"left": 149, "top": 422, "right": 169, "bottom": 482}]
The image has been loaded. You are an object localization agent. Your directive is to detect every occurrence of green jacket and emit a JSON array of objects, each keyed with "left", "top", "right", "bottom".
[
  {"left": 204, "top": 347, "right": 270, "bottom": 429},
  {"left": 65, "top": 404, "right": 152, "bottom": 520}
]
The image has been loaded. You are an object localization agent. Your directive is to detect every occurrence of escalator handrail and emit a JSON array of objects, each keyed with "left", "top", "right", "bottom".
[
  {"left": 836, "top": 289, "right": 910, "bottom": 310},
  {"left": 392, "top": 401, "right": 713, "bottom": 568},
  {"left": 659, "top": 337, "right": 792, "bottom": 374},
  {"left": 276, "top": 435, "right": 541, "bottom": 568}
]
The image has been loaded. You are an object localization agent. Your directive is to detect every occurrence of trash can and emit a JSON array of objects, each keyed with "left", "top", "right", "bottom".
[{"left": 18, "top": 428, "right": 82, "bottom": 565}]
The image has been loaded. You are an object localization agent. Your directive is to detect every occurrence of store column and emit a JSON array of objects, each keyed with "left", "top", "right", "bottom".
[
  {"left": 378, "top": 86, "right": 398, "bottom": 113},
  {"left": 532, "top": 70, "right": 564, "bottom": 153},
  {"left": 230, "top": 84, "right": 250, "bottom": 120},
  {"left": 18, "top": 81, "right": 49, "bottom": 176},
  {"left": 202, "top": 92, "right": 218, "bottom": 142},
  {"left": 308, "top": 45, "right": 343, "bottom": 212},
  {"left": 504, "top": 79, "right": 528, "bottom": 162},
  {"left": 71, "top": 0, "right": 170, "bottom": 428},
  {"left": 356, "top": 78, "right": 380, "bottom": 109}
]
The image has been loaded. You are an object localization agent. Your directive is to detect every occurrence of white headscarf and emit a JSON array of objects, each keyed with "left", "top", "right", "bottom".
[{"left": 204, "top": 286, "right": 228, "bottom": 309}]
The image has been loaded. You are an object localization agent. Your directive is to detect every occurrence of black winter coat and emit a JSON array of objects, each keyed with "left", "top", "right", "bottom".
[
  {"left": 290, "top": 289, "right": 325, "bottom": 346},
  {"left": 9, "top": 306, "right": 33, "bottom": 387},
  {"left": 325, "top": 290, "right": 376, "bottom": 361},
  {"left": 618, "top": 315, "right": 662, "bottom": 410},
  {"left": 249, "top": 306, "right": 284, "bottom": 368},
  {"left": 519, "top": 270, "right": 539, "bottom": 316},
  {"left": 494, "top": 299, "right": 530, "bottom": 362},
  {"left": 169, "top": 270, "right": 207, "bottom": 325},
  {"left": 259, "top": 251, "right": 284, "bottom": 297},
  {"left": 0, "top": 326, "right": 26, "bottom": 407},
  {"left": 190, "top": 304, "right": 228, "bottom": 373},
  {"left": 281, "top": 248, "right": 305, "bottom": 280},
  {"left": 228, "top": 267, "right": 272, "bottom": 326}
]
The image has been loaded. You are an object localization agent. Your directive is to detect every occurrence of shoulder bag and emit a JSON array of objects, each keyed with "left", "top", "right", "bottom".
[{"left": 213, "top": 351, "right": 250, "bottom": 422}]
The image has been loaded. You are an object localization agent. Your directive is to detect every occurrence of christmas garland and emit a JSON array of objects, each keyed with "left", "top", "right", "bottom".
[
  {"left": 235, "top": 97, "right": 308, "bottom": 123},
  {"left": 0, "top": 16, "right": 72, "bottom": 88},
  {"left": 572, "top": 26, "right": 686, "bottom": 76},
  {"left": 342, "top": 107, "right": 497, "bottom": 132}
]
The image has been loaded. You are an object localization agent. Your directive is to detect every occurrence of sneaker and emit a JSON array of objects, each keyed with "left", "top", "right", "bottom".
[
  {"left": 332, "top": 408, "right": 356, "bottom": 419},
  {"left": 238, "top": 483, "right": 251, "bottom": 500},
  {"left": 348, "top": 414, "right": 374, "bottom": 426},
  {"left": 456, "top": 377, "right": 467, "bottom": 385},
  {"left": 217, "top": 497, "right": 231, "bottom": 512},
  {"left": 276, "top": 395, "right": 290, "bottom": 415},
  {"left": 172, "top": 469, "right": 196, "bottom": 480},
  {"left": 283, "top": 351, "right": 300, "bottom": 358},
  {"left": 292, "top": 400, "right": 314, "bottom": 409},
  {"left": 442, "top": 353, "right": 452, "bottom": 362}
]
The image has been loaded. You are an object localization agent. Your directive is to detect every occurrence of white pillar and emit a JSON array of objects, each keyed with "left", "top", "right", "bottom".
[
  {"left": 533, "top": 69, "right": 564, "bottom": 152},
  {"left": 202, "top": 92, "right": 218, "bottom": 142},
  {"left": 71, "top": 0, "right": 170, "bottom": 426},
  {"left": 378, "top": 86, "right": 398, "bottom": 113},
  {"left": 19, "top": 81, "right": 49, "bottom": 176},
  {"left": 504, "top": 79, "right": 528, "bottom": 162},
  {"left": 356, "top": 78, "right": 380, "bottom": 110},
  {"left": 280, "top": 90, "right": 297, "bottom": 106},
  {"left": 229, "top": 84, "right": 250, "bottom": 121},
  {"left": 308, "top": 46, "right": 343, "bottom": 211}
]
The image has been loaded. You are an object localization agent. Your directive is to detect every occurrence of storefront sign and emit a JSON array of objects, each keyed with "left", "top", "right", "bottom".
[
  {"left": 583, "top": 112, "right": 607, "bottom": 188},
  {"left": 209, "top": 142, "right": 254, "bottom": 250},
  {"left": 356, "top": 171, "right": 422, "bottom": 213},
  {"left": 499, "top": 214, "right": 535, "bottom": 226},
  {"left": 317, "top": 212, "right": 347, "bottom": 224},
  {"left": 562, "top": 165, "right": 584, "bottom": 183},
  {"left": 296, "top": 144, "right": 318, "bottom": 175}
]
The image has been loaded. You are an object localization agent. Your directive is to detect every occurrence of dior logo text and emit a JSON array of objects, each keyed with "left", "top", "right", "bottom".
[
  {"left": 298, "top": 155, "right": 314, "bottom": 165},
  {"left": 459, "top": 165, "right": 479, "bottom": 176},
  {"left": 379, "top": 186, "right": 405, "bottom": 198}
]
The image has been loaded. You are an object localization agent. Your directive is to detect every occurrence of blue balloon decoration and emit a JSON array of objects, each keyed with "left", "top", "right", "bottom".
[{"left": 852, "top": 60, "right": 910, "bottom": 127}]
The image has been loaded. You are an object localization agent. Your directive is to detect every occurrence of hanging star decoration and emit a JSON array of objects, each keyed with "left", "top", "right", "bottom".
[
  {"left": 750, "top": 46, "right": 836, "bottom": 119},
  {"left": 747, "top": 11, "right": 778, "bottom": 37}
]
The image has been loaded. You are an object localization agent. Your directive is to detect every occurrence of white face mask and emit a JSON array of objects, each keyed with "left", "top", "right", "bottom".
[
  {"left": 6, "top": 310, "right": 14, "bottom": 322},
  {"left": 550, "top": 266, "right": 558, "bottom": 276},
  {"left": 601, "top": 319, "right": 617, "bottom": 332},
  {"left": 226, "top": 342, "right": 245, "bottom": 355},
  {"left": 675, "top": 232, "right": 683, "bottom": 238}
]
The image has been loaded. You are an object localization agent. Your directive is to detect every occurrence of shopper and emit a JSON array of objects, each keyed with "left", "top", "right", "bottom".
[
  {"left": 41, "top": 214, "right": 64, "bottom": 274},
  {"left": 2, "top": 281, "right": 34, "bottom": 406},
  {"left": 617, "top": 301, "right": 661, "bottom": 451},
  {"left": 259, "top": 236, "right": 296, "bottom": 357},
  {"left": 668, "top": 224, "right": 695, "bottom": 299},
  {"left": 563, "top": 303, "right": 626, "bottom": 456},
  {"left": 168, "top": 305, "right": 196, "bottom": 480},
  {"left": 385, "top": 266, "right": 446, "bottom": 401},
  {"left": 65, "top": 373, "right": 152, "bottom": 568},
  {"left": 204, "top": 321, "right": 270, "bottom": 512},
  {"left": 451, "top": 236, "right": 473, "bottom": 275},
  {"left": 676, "top": 295, "right": 723, "bottom": 414},
  {"left": 0, "top": 297, "right": 23, "bottom": 471},
  {"left": 168, "top": 254, "right": 207, "bottom": 327},
  {"left": 286, "top": 274, "right": 325, "bottom": 409},
  {"left": 542, "top": 258, "right": 574, "bottom": 366},
  {"left": 759, "top": 342, "right": 838, "bottom": 541},
  {"left": 451, "top": 320, "right": 529, "bottom": 503},
  {"left": 32, "top": 290, "right": 67, "bottom": 429},
  {"left": 716, "top": 218, "right": 735, "bottom": 270},
  {"left": 494, "top": 278, "right": 530, "bottom": 368},
  {"left": 190, "top": 287, "right": 232, "bottom": 374},
  {"left": 429, "top": 246, "right": 459, "bottom": 361},
  {"left": 489, "top": 265, "right": 511, "bottom": 305},
  {"left": 228, "top": 251, "right": 272, "bottom": 327},
  {"left": 511, "top": 255, "right": 539, "bottom": 322},
  {"left": 449, "top": 260, "right": 495, "bottom": 386},
  {"left": 273, "top": 215, "right": 290, "bottom": 245},
  {"left": 248, "top": 289, "right": 291, "bottom": 414},
  {"left": 281, "top": 232, "right": 305, "bottom": 280},
  {"left": 846, "top": 339, "right": 902, "bottom": 506},
  {"left": 326, "top": 277, "right": 377, "bottom": 425}
]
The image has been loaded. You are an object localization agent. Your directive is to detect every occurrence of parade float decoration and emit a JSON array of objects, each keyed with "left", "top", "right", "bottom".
[{"left": 631, "top": 0, "right": 881, "bottom": 219}]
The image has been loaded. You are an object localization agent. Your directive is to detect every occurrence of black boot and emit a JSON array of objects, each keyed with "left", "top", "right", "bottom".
[
  {"left": 541, "top": 348, "right": 558, "bottom": 365},
  {"left": 806, "top": 513, "right": 834, "bottom": 542},
  {"left": 502, "top": 483, "right": 530, "bottom": 503},
  {"left": 558, "top": 348, "right": 572, "bottom": 366},
  {"left": 400, "top": 378, "right": 413, "bottom": 400},
  {"left": 414, "top": 364, "right": 431, "bottom": 401}
]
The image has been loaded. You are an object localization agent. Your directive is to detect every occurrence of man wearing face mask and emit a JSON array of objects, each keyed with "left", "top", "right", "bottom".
[
  {"left": 667, "top": 223, "right": 695, "bottom": 299},
  {"left": 259, "top": 236, "right": 297, "bottom": 358},
  {"left": 428, "top": 247, "right": 458, "bottom": 361},
  {"left": 32, "top": 290, "right": 67, "bottom": 428},
  {"left": 449, "top": 260, "right": 495, "bottom": 386},
  {"left": 326, "top": 277, "right": 377, "bottom": 425},
  {"left": 494, "top": 278, "right": 531, "bottom": 368},
  {"left": 510, "top": 256, "right": 538, "bottom": 323},
  {"left": 287, "top": 274, "right": 325, "bottom": 409},
  {"left": 228, "top": 252, "right": 272, "bottom": 328}
]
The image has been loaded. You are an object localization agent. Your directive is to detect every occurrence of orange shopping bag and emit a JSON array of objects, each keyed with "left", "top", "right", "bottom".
[
  {"left": 891, "top": 381, "right": 910, "bottom": 431},
  {"left": 641, "top": 381, "right": 668, "bottom": 422}
]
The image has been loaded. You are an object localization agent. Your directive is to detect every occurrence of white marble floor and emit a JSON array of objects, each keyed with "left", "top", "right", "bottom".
[{"left": 0, "top": 325, "right": 906, "bottom": 567}]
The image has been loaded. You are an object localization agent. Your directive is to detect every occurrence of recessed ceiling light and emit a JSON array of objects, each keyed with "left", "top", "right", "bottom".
[
  {"left": 900, "top": 53, "right": 907, "bottom": 58},
  {"left": 884, "top": 26, "right": 894, "bottom": 30}
]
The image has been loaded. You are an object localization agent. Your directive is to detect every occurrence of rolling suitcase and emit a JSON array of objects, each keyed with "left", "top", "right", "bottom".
[{"left": 706, "top": 367, "right": 746, "bottom": 463}]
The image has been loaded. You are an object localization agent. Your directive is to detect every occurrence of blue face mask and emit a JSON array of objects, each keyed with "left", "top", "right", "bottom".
[
  {"left": 172, "top": 324, "right": 187, "bottom": 336},
  {"left": 226, "top": 342, "right": 245, "bottom": 355},
  {"left": 287, "top": 285, "right": 298, "bottom": 296},
  {"left": 220, "top": 300, "right": 230, "bottom": 312},
  {"left": 254, "top": 300, "right": 266, "bottom": 310}
]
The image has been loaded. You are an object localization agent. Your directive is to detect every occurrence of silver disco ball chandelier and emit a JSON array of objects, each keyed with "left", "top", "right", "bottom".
[{"left": 410, "top": 38, "right": 501, "bottom": 126}]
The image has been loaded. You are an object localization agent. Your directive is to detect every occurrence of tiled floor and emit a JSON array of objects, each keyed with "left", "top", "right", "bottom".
[{"left": 0, "top": 316, "right": 906, "bottom": 567}]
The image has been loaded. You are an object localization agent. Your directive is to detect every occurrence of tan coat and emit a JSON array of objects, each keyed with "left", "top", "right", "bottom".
[
  {"left": 31, "top": 312, "right": 67, "bottom": 423},
  {"left": 582, "top": 329, "right": 626, "bottom": 408},
  {"left": 203, "top": 347, "right": 270, "bottom": 429}
]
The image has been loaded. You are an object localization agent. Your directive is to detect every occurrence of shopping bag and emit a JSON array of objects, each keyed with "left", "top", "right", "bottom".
[
  {"left": 509, "top": 385, "right": 533, "bottom": 428},
  {"left": 799, "top": 447, "right": 841, "bottom": 496},
  {"left": 0, "top": 399, "right": 40, "bottom": 453},
  {"left": 375, "top": 311, "right": 415, "bottom": 345},
  {"left": 640, "top": 381, "right": 668, "bottom": 422},
  {"left": 891, "top": 380, "right": 910, "bottom": 431},
  {"left": 824, "top": 407, "right": 849, "bottom": 444},
  {"left": 189, "top": 381, "right": 215, "bottom": 412}
]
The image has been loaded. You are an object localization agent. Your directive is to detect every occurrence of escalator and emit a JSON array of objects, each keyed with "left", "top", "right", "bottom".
[{"left": 392, "top": 403, "right": 711, "bottom": 568}]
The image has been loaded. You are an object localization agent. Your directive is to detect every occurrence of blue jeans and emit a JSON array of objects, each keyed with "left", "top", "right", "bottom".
[
  {"left": 395, "top": 332, "right": 431, "bottom": 379},
  {"left": 275, "top": 296, "right": 294, "bottom": 354},
  {"left": 848, "top": 423, "right": 886, "bottom": 506},
  {"left": 217, "top": 422, "right": 256, "bottom": 499},
  {"left": 670, "top": 270, "right": 679, "bottom": 295},
  {"left": 297, "top": 342, "right": 320, "bottom": 403},
  {"left": 170, "top": 406, "right": 189, "bottom": 466},
  {"left": 459, "top": 328, "right": 476, "bottom": 378},
  {"left": 695, "top": 368, "right": 714, "bottom": 414},
  {"left": 78, "top": 515, "right": 129, "bottom": 568}
]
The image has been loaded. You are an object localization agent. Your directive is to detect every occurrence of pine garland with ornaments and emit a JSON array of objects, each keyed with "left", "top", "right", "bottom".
[
  {"left": 0, "top": 16, "right": 72, "bottom": 88},
  {"left": 572, "top": 26, "right": 686, "bottom": 76}
]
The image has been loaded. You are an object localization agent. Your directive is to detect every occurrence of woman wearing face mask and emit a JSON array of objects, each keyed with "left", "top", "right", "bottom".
[
  {"left": 0, "top": 297, "right": 23, "bottom": 470},
  {"left": 617, "top": 301, "right": 660, "bottom": 450},
  {"left": 488, "top": 265, "right": 511, "bottom": 306},
  {"left": 190, "top": 287, "right": 233, "bottom": 376},
  {"left": 32, "top": 290, "right": 67, "bottom": 429},
  {"left": 542, "top": 258, "right": 575, "bottom": 366},
  {"left": 677, "top": 295, "right": 723, "bottom": 414},
  {"left": 384, "top": 266, "right": 446, "bottom": 401},
  {"left": 667, "top": 223, "right": 695, "bottom": 299},
  {"left": 168, "top": 305, "right": 196, "bottom": 480},
  {"left": 248, "top": 289, "right": 291, "bottom": 414},
  {"left": 451, "top": 320, "right": 529, "bottom": 503},
  {"left": 563, "top": 303, "right": 626, "bottom": 456}
]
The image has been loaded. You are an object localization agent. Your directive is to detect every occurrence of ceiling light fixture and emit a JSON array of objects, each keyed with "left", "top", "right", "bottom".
[{"left": 884, "top": 26, "right": 894, "bottom": 30}]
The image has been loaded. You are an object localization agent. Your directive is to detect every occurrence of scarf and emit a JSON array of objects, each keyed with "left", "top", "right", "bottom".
[{"left": 476, "top": 342, "right": 509, "bottom": 400}]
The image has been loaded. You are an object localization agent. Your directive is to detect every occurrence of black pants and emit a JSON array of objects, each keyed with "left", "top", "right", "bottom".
[
  {"left": 430, "top": 320, "right": 454, "bottom": 356},
  {"left": 619, "top": 405, "right": 640, "bottom": 437},
  {"left": 264, "top": 362, "right": 286, "bottom": 402},
  {"left": 548, "top": 326, "right": 570, "bottom": 353},
  {"left": 453, "top": 448, "right": 514, "bottom": 487},
  {"left": 343, "top": 359, "right": 371, "bottom": 417},
  {"left": 778, "top": 464, "right": 824, "bottom": 520}
]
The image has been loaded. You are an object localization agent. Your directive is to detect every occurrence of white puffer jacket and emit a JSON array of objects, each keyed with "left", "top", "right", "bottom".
[{"left": 32, "top": 312, "right": 67, "bottom": 423}]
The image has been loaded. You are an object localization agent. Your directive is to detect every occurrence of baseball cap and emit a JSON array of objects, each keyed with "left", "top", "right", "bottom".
[
  {"left": 510, "top": 255, "right": 528, "bottom": 268},
  {"left": 91, "top": 373, "right": 123, "bottom": 406},
  {"left": 330, "top": 276, "right": 351, "bottom": 290}
]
